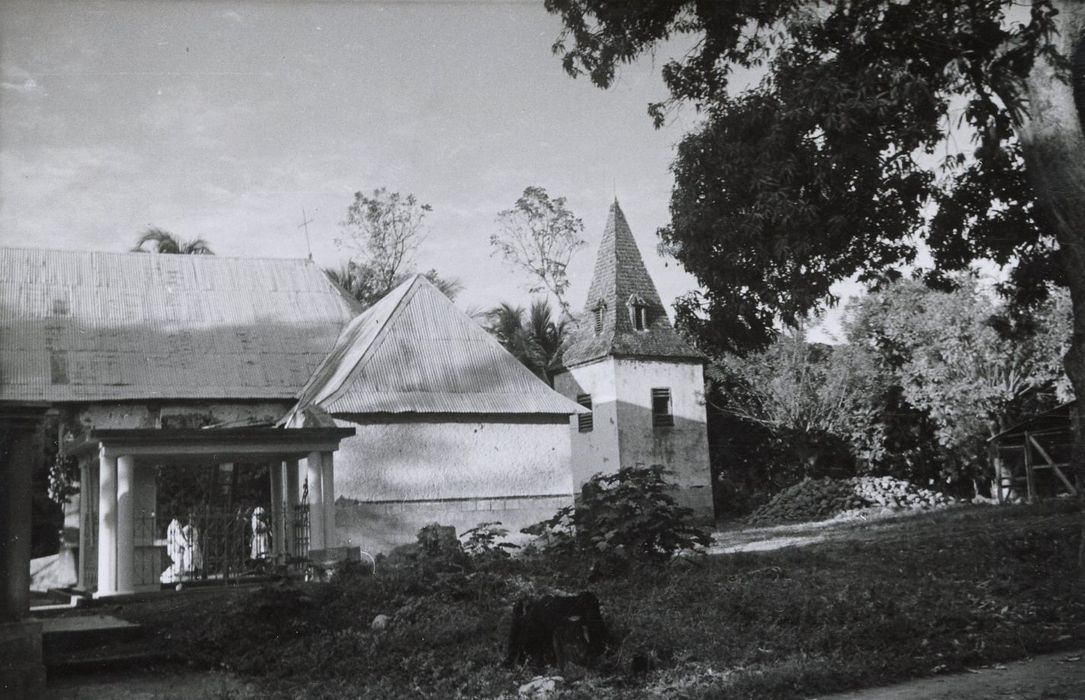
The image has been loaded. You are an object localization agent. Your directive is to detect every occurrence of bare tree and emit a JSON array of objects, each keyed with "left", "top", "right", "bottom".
[
  {"left": 491, "top": 186, "right": 585, "bottom": 316},
  {"left": 335, "top": 188, "right": 432, "bottom": 296}
]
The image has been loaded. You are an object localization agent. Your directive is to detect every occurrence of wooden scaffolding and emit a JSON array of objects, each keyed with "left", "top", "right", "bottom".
[{"left": 988, "top": 402, "right": 1078, "bottom": 504}]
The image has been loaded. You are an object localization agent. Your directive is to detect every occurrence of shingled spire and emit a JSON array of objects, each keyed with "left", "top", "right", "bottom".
[{"left": 556, "top": 200, "right": 703, "bottom": 369}]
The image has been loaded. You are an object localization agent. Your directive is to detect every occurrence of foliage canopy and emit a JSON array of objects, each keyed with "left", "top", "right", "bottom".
[{"left": 545, "top": 0, "right": 1069, "bottom": 353}]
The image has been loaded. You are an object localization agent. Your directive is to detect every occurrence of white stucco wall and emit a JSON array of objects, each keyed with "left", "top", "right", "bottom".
[
  {"left": 332, "top": 417, "right": 573, "bottom": 500},
  {"left": 555, "top": 358, "right": 714, "bottom": 518},
  {"left": 613, "top": 359, "right": 712, "bottom": 498},
  {"left": 553, "top": 358, "right": 621, "bottom": 488},
  {"left": 336, "top": 495, "right": 571, "bottom": 555},
  {"left": 330, "top": 415, "right": 575, "bottom": 554}
]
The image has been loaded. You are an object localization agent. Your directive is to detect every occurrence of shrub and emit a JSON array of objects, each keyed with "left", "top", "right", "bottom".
[
  {"left": 523, "top": 465, "right": 711, "bottom": 564},
  {"left": 460, "top": 521, "right": 519, "bottom": 562}
]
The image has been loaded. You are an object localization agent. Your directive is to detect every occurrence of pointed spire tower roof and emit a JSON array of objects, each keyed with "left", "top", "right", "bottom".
[{"left": 556, "top": 200, "right": 703, "bottom": 369}]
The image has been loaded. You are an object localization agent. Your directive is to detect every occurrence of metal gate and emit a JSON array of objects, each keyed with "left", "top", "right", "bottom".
[
  {"left": 162, "top": 507, "right": 252, "bottom": 584},
  {"left": 292, "top": 503, "right": 310, "bottom": 559},
  {"left": 161, "top": 504, "right": 311, "bottom": 584}
]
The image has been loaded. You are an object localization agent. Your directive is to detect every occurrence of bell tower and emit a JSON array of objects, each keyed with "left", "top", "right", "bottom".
[{"left": 552, "top": 201, "right": 713, "bottom": 518}]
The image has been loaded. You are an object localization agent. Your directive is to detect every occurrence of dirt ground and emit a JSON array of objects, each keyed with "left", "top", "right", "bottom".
[
  {"left": 42, "top": 503, "right": 1085, "bottom": 699},
  {"left": 44, "top": 649, "right": 1085, "bottom": 699},
  {"left": 817, "top": 649, "right": 1085, "bottom": 700},
  {"left": 45, "top": 668, "right": 258, "bottom": 700},
  {"left": 709, "top": 501, "right": 1079, "bottom": 555}
]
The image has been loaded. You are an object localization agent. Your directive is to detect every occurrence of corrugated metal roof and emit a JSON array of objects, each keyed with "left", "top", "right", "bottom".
[
  {"left": 556, "top": 201, "right": 704, "bottom": 369},
  {"left": 0, "top": 247, "right": 357, "bottom": 402},
  {"left": 290, "top": 275, "right": 585, "bottom": 416}
]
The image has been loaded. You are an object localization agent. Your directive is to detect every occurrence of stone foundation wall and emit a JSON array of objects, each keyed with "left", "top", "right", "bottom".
[{"left": 335, "top": 494, "right": 572, "bottom": 555}]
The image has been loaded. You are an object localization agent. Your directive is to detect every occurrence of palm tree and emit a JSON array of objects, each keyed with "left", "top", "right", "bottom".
[
  {"left": 526, "top": 298, "right": 565, "bottom": 365},
  {"left": 324, "top": 261, "right": 372, "bottom": 303},
  {"left": 485, "top": 299, "right": 565, "bottom": 382},
  {"left": 325, "top": 261, "right": 463, "bottom": 310},
  {"left": 132, "top": 227, "right": 214, "bottom": 255},
  {"left": 420, "top": 269, "right": 464, "bottom": 302}
]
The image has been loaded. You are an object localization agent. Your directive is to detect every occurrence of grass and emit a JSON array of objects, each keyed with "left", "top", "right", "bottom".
[{"left": 110, "top": 500, "right": 1085, "bottom": 699}]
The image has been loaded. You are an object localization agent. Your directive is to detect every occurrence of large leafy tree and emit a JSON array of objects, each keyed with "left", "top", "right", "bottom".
[
  {"left": 546, "top": 0, "right": 1085, "bottom": 461},
  {"left": 131, "top": 227, "right": 214, "bottom": 254},
  {"left": 845, "top": 278, "right": 1070, "bottom": 486},
  {"left": 710, "top": 330, "right": 877, "bottom": 480}
]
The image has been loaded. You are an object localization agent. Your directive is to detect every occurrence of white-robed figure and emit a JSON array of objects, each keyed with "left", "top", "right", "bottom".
[
  {"left": 182, "top": 516, "right": 203, "bottom": 576},
  {"left": 162, "top": 517, "right": 186, "bottom": 583},
  {"left": 250, "top": 506, "right": 270, "bottom": 560}
]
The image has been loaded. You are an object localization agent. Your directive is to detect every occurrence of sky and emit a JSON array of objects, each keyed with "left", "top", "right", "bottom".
[{"left": 0, "top": 0, "right": 848, "bottom": 338}]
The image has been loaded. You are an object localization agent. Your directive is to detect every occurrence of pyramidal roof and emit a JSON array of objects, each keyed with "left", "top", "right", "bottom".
[
  {"left": 556, "top": 201, "right": 703, "bottom": 369},
  {"left": 288, "top": 275, "right": 585, "bottom": 417}
]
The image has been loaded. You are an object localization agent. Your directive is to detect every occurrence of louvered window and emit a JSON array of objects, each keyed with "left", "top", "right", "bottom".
[
  {"left": 651, "top": 388, "right": 673, "bottom": 427},
  {"left": 593, "top": 302, "right": 606, "bottom": 334},
  {"left": 577, "top": 394, "right": 593, "bottom": 432}
]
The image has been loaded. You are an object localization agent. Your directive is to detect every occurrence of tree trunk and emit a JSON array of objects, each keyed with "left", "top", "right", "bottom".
[{"left": 1014, "top": 0, "right": 1085, "bottom": 575}]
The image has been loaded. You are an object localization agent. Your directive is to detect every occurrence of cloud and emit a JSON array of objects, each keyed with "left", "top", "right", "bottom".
[
  {"left": 1, "top": 65, "right": 41, "bottom": 94},
  {"left": 1, "top": 77, "right": 38, "bottom": 93}
]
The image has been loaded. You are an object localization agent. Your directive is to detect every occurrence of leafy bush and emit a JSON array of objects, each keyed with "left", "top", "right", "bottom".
[
  {"left": 523, "top": 465, "right": 711, "bottom": 564},
  {"left": 460, "top": 521, "right": 519, "bottom": 562}
]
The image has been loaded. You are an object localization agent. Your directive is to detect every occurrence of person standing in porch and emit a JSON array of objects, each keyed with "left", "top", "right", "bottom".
[
  {"left": 161, "top": 516, "right": 186, "bottom": 583},
  {"left": 182, "top": 514, "right": 203, "bottom": 577},
  {"left": 250, "top": 506, "right": 270, "bottom": 560}
]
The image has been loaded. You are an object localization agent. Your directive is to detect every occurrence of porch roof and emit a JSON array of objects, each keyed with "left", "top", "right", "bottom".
[{"left": 74, "top": 426, "right": 355, "bottom": 462}]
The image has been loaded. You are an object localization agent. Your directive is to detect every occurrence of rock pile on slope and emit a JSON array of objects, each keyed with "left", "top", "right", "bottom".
[{"left": 747, "top": 476, "right": 954, "bottom": 526}]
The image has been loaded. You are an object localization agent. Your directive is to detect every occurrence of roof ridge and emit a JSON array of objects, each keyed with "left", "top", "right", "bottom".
[
  {"left": 304, "top": 275, "right": 424, "bottom": 410},
  {"left": 290, "top": 275, "right": 585, "bottom": 416}
]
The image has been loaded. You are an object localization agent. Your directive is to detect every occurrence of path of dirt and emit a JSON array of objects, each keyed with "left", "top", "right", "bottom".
[
  {"left": 709, "top": 502, "right": 1079, "bottom": 555},
  {"left": 45, "top": 667, "right": 258, "bottom": 700},
  {"left": 816, "top": 648, "right": 1085, "bottom": 699},
  {"left": 43, "top": 651, "right": 1085, "bottom": 700}
]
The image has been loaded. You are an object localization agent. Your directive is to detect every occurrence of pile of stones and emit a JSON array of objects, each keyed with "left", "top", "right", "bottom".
[{"left": 747, "top": 476, "right": 955, "bottom": 526}]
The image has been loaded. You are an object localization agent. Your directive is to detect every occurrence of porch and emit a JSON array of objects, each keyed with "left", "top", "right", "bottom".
[{"left": 72, "top": 426, "right": 354, "bottom": 597}]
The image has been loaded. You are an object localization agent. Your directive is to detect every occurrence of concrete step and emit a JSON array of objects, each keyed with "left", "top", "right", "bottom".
[
  {"left": 45, "top": 640, "right": 177, "bottom": 677},
  {"left": 0, "top": 661, "right": 47, "bottom": 700},
  {"left": 42, "top": 615, "right": 180, "bottom": 677},
  {"left": 41, "top": 615, "right": 145, "bottom": 659},
  {"left": 0, "top": 620, "right": 46, "bottom": 700}
]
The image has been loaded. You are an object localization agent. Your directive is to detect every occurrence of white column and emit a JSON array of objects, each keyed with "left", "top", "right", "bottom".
[
  {"left": 270, "top": 463, "right": 284, "bottom": 557},
  {"left": 114, "top": 455, "right": 135, "bottom": 595},
  {"left": 320, "top": 451, "right": 335, "bottom": 547},
  {"left": 96, "top": 450, "right": 117, "bottom": 597},
  {"left": 306, "top": 452, "right": 325, "bottom": 553},
  {"left": 77, "top": 462, "right": 89, "bottom": 591},
  {"left": 284, "top": 459, "right": 300, "bottom": 556}
]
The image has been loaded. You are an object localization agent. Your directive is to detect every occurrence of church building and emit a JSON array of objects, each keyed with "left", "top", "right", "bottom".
[{"left": 552, "top": 201, "right": 714, "bottom": 518}]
